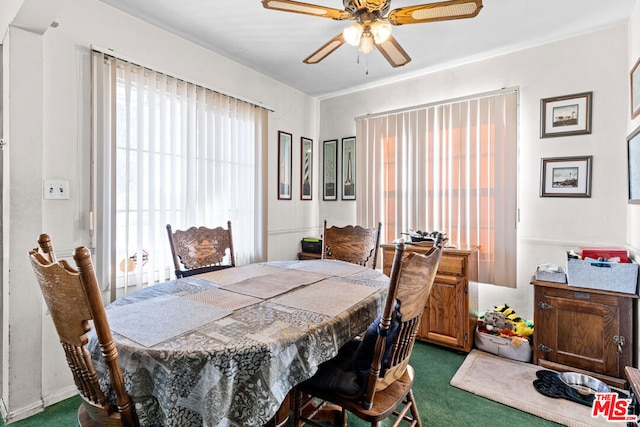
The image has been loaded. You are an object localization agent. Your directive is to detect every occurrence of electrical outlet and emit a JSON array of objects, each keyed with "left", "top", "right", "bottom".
[{"left": 43, "top": 180, "right": 70, "bottom": 200}]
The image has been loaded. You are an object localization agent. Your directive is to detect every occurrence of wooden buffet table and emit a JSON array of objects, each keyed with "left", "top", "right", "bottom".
[{"left": 380, "top": 243, "right": 479, "bottom": 352}]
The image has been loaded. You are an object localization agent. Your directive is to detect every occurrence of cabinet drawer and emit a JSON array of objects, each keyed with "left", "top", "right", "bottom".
[
  {"left": 383, "top": 250, "right": 466, "bottom": 277},
  {"left": 437, "top": 255, "right": 465, "bottom": 276},
  {"left": 434, "top": 274, "right": 460, "bottom": 286}
]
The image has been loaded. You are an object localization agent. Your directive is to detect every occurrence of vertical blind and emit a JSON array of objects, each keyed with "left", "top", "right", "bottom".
[
  {"left": 356, "top": 90, "right": 518, "bottom": 287},
  {"left": 91, "top": 50, "right": 268, "bottom": 299}
]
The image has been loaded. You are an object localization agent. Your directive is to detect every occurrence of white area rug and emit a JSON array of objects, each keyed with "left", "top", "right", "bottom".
[{"left": 450, "top": 349, "right": 618, "bottom": 427}]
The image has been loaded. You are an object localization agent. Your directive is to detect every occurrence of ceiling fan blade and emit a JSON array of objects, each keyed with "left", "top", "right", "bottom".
[
  {"left": 388, "top": 0, "right": 483, "bottom": 25},
  {"left": 262, "top": 0, "right": 350, "bottom": 20},
  {"left": 303, "top": 33, "right": 346, "bottom": 64},
  {"left": 375, "top": 35, "right": 411, "bottom": 67}
]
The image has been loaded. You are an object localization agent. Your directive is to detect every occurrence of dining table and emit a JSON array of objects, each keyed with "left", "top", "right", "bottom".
[{"left": 88, "top": 259, "right": 389, "bottom": 427}]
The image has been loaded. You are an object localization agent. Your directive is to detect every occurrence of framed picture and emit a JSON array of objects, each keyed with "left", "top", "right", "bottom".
[
  {"left": 277, "top": 131, "right": 292, "bottom": 200},
  {"left": 300, "top": 137, "right": 313, "bottom": 200},
  {"left": 540, "top": 92, "right": 592, "bottom": 138},
  {"left": 323, "top": 139, "right": 338, "bottom": 201},
  {"left": 631, "top": 57, "right": 640, "bottom": 119},
  {"left": 540, "top": 156, "right": 592, "bottom": 197},
  {"left": 341, "top": 136, "right": 356, "bottom": 200},
  {"left": 628, "top": 125, "right": 640, "bottom": 204}
]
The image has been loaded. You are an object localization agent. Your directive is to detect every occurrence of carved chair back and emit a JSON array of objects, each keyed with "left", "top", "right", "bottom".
[
  {"left": 166, "top": 221, "right": 235, "bottom": 278},
  {"left": 322, "top": 220, "right": 381, "bottom": 269},
  {"left": 28, "top": 234, "right": 139, "bottom": 427},
  {"left": 360, "top": 237, "right": 443, "bottom": 408}
]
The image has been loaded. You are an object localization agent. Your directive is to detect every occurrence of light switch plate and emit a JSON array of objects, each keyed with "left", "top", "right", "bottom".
[{"left": 44, "top": 180, "right": 70, "bottom": 200}]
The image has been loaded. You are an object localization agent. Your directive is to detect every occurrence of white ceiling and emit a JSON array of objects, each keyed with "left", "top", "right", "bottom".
[{"left": 97, "top": 0, "right": 637, "bottom": 99}]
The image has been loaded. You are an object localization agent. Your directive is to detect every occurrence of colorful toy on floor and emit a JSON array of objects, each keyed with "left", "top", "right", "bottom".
[
  {"left": 494, "top": 304, "right": 534, "bottom": 337},
  {"left": 479, "top": 304, "right": 534, "bottom": 340},
  {"left": 482, "top": 310, "right": 512, "bottom": 332},
  {"left": 476, "top": 303, "right": 534, "bottom": 361}
]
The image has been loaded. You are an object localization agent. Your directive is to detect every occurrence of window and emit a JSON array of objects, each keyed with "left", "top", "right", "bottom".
[
  {"left": 91, "top": 51, "right": 268, "bottom": 299},
  {"left": 356, "top": 90, "right": 517, "bottom": 287}
]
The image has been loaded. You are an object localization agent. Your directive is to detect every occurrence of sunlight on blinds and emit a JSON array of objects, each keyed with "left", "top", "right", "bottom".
[
  {"left": 92, "top": 50, "right": 268, "bottom": 299},
  {"left": 357, "top": 90, "right": 517, "bottom": 287}
]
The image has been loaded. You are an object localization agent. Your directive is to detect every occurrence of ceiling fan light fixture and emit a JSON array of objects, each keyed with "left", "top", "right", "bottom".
[
  {"left": 343, "top": 22, "right": 363, "bottom": 46},
  {"left": 371, "top": 20, "right": 392, "bottom": 44},
  {"left": 358, "top": 31, "right": 374, "bottom": 54},
  {"left": 265, "top": 0, "right": 483, "bottom": 66}
]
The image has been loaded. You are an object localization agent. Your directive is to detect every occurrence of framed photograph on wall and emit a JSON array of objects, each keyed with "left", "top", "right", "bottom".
[
  {"left": 631, "top": 57, "right": 640, "bottom": 119},
  {"left": 540, "top": 156, "right": 592, "bottom": 197},
  {"left": 323, "top": 139, "right": 338, "bottom": 201},
  {"left": 540, "top": 92, "right": 592, "bottom": 138},
  {"left": 277, "top": 131, "right": 292, "bottom": 200},
  {"left": 300, "top": 137, "right": 313, "bottom": 200},
  {"left": 341, "top": 136, "right": 356, "bottom": 200},
  {"left": 628, "top": 125, "right": 640, "bottom": 204}
]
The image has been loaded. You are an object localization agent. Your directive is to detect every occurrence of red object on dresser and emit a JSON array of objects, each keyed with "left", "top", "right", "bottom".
[{"left": 580, "top": 247, "right": 629, "bottom": 263}]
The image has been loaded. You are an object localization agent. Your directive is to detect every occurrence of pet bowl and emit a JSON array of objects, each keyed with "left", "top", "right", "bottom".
[{"left": 558, "top": 372, "right": 610, "bottom": 399}]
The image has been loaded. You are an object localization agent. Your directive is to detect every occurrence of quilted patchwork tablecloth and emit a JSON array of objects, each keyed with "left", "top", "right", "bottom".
[{"left": 88, "top": 259, "right": 388, "bottom": 427}]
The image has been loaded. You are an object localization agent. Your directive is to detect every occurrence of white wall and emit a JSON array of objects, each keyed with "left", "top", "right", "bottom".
[
  {"left": 319, "top": 25, "right": 630, "bottom": 321},
  {"left": 5, "top": 26, "right": 47, "bottom": 420},
  {"left": 2, "top": 0, "right": 320, "bottom": 421},
  {"left": 628, "top": 0, "right": 640, "bottom": 251},
  {"left": 628, "top": 0, "right": 640, "bottom": 366}
]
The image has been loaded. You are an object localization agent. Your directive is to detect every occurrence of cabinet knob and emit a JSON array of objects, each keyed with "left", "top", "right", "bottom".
[
  {"left": 537, "top": 301, "right": 553, "bottom": 310},
  {"left": 537, "top": 344, "right": 553, "bottom": 353}
]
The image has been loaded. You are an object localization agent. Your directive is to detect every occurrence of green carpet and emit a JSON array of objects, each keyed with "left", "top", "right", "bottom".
[
  {"left": 3, "top": 394, "right": 82, "bottom": 426},
  {"left": 408, "top": 342, "right": 558, "bottom": 427},
  {"left": 2, "top": 342, "right": 559, "bottom": 426}
]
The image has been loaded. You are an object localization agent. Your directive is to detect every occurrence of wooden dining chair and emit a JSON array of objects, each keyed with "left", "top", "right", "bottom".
[
  {"left": 166, "top": 221, "right": 236, "bottom": 278},
  {"left": 28, "top": 234, "right": 139, "bottom": 427},
  {"left": 293, "top": 235, "right": 444, "bottom": 427},
  {"left": 36, "top": 232, "right": 57, "bottom": 263},
  {"left": 322, "top": 220, "right": 382, "bottom": 269}
]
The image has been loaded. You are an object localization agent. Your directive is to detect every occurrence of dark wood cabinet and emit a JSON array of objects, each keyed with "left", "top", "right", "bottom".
[
  {"left": 298, "top": 251, "right": 321, "bottom": 260},
  {"left": 531, "top": 279, "right": 636, "bottom": 388},
  {"left": 380, "top": 243, "right": 479, "bottom": 352}
]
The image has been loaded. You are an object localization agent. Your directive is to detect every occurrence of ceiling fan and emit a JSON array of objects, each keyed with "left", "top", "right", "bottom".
[{"left": 262, "top": 0, "right": 483, "bottom": 67}]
